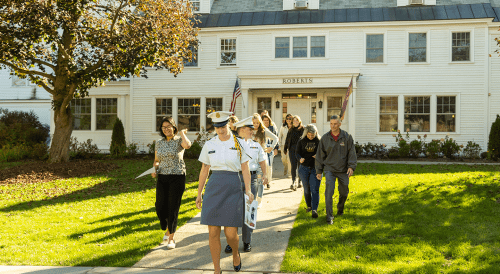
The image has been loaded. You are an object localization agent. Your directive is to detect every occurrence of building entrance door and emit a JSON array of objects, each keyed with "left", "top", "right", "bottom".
[{"left": 285, "top": 100, "right": 311, "bottom": 125}]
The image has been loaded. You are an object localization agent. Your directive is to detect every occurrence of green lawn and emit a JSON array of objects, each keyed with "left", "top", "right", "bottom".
[
  {"left": 0, "top": 158, "right": 202, "bottom": 267},
  {"left": 281, "top": 163, "right": 500, "bottom": 274}
]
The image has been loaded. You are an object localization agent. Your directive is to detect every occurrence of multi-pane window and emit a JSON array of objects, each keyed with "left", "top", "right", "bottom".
[
  {"left": 409, "top": 33, "right": 426, "bottom": 62},
  {"left": 257, "top": 98, "right": 272, "bottom": 118},
  {"left": 452, "top": 32, "right": 470, "bottom": 62},
  {"left": 275, "top": 37, "right": 290, "bottom": 58},
  {"left": 366, "top": 34, "right": 384, "bottom": 63},
  {"left": 206, "top": 98, "right": 223, "bottom": 132},
  {"left": 220, "top": 39, "right": 237, "bottom": 66},
  {"left": 282, "top": 93, "right": 317, "bottom": 99},
  {"left": 293, "top": 37, "right": 307, "bottom": 58},
  {"left": 156, "top": 99, "right": 173, "bottom": 131},
  {"left": 282, "top": 102, "right": 288, "bottom": 124},
  {"left": 96, "top": 98, "right": 117, "bottom": 130},
  {"left": 70, "top": 98, "right": 91, "bottom": 130},
  {"left": 327, "top": 96, "right": 342, "bottom": 119},
  {"left": 10, "top": 72, "right": 33, "bottom": 87},
  {"left": 379, "top": 97, "right": 398, "bottom": 132},
  {"left": 184, "top": 46, "right": 198, "bottom": 67},
  {"left": 404, "top": 96, "right": 430, "bottom": 132},
  {"left": 311, "top": 102, "right": 317, "bottom": 123},
  {"left": 437, "top": 96, "right": 456, "bottom": 132},
  {"left": 189, "top": 0, "right": 200, "bottom": 11},
  {"left": 178, "top": 98, "right": 200, "bottom": 131},
  {"left": 310, "top": 36, "right": 325, "bottom": 57}
]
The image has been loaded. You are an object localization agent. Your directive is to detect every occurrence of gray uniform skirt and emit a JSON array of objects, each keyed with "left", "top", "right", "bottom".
[{"left": 201, "top": 171, "right": 244, "bottom": 227}]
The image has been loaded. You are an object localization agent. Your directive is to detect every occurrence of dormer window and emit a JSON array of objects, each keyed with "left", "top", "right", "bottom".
[
  {"left": 283, "top": 0, "right": 319, "bottom": 11},
  {"left": 397, "top": 0, "right": 436, "bottom": 6},
  {"left": 189, "top": 0, "right": 200, "bottom": 12}
]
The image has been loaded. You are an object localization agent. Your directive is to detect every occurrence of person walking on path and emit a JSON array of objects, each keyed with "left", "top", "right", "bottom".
[
  {"left": 224, "top": 116, "right": 268, "bottom": 254},
  {"left": 296, "top": 124, "right": 321, "bottom": 219},
  {"left": 315, "top": 115, "right": 357, "bottom": 225},
  {"left": 151, "top": 117, "right": 192, "bottom": 249},
  {"left": 251, "top": 114, "right": 278, "bottom": 205},
  {"left": 284, "top": 115, "right": 304, "bottom": 191},
  {"left": 279, "top": 114, "right": 293, "bottom": 177},
  {"left": 261, "top": 113, "right": 279, "bottom": 189},
  {"left": 196, "top": 111, "right": 254, "bottom": 274}
]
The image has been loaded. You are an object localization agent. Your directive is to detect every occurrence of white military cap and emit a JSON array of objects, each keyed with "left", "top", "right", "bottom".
[
  {"left": 207, "top": 111, "right": 233, "bottom": 127},
  {"left": 233, "top": 116, "right": 254, "bottom": 129}
]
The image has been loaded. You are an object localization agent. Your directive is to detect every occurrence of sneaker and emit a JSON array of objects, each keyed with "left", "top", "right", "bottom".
[
  {"left": 297, "top": 179, "right": 302, "bottom": 188},
  {"left": 266, "top": 183, "right": 270, "bottom": 189},
  {"left": 306, "top": 207, "right": 312, "bottom": 213},
  {"left": 166, "top": 240, "right": 176, "bottom": 249},
  {"left": 290, "top": 180, "right": 295, "bottom": 190},
  {"left": 312, "top": 210, "right": 318, "bottom": 218},
  {"left": 326, "top": 217, "right": 334, "bottom": 224}
]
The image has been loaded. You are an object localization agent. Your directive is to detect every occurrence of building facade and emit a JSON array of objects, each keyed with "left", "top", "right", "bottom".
[{"left": 3, "top": 0, "right": 500, "bottom": 152}]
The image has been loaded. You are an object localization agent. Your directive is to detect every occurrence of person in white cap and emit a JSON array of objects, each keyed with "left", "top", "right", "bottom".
[
  {"left": 196, "top": 111, "right": 254, "bottom": 274},
  {"left": 224, "top": 116, "right": 268, "bottom": 254}
]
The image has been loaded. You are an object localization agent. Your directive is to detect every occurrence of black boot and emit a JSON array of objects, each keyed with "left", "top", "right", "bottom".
[
  {"left": 243, "top": 242, "right": 252, "bottom": 252},
  {"left": 224, "top": 244, "right": 232, "bottom": 253}
]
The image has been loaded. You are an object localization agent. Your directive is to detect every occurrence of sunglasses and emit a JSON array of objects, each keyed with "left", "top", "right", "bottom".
[{"left": 286, "top": 118, "right": 292, "bottom": 120}]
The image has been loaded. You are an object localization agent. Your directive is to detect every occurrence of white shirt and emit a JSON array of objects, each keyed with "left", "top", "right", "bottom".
[
  {"left": 198, "top": 132, "right": 251, "bottom": 172},
  {"left": 244, "top": 139, "right": 266, "bottom": 171}
]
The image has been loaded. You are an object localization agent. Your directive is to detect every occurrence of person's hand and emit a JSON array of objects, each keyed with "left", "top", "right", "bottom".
[
  {"left": 151, "top": 172, "right": 156, "bottom": 178},
  {"left": 196, "top": 194, "right": 203, "bottom": 209},
  {"left": 180, "top": 128, "right": 188, "bottom": 135},
  {"left": 299, "top": 158, "right": 305, "bottom": 163},
  {"left": 264, "top": 147, "right": 273, "bottom": 153},
  {"left": 246, "top": 191, "right": 254, "bottom": 204},
  {"left": 347, "top": 168, "right": 354, "bottom": 177},
  {"left": 316, "top": 173, "right": 322, "bottom": 181},
  {"left": 312, "top": 155, "right": 316, "bottom": 158},
  {"left": 284, "top": 151, "right": 287, "bottom": 155},
  {"left": 262, "top": 177, "right": 269, "bottom": 185},
  {"left": 273, "top": 149, "right": 278, "bottom": 156}
]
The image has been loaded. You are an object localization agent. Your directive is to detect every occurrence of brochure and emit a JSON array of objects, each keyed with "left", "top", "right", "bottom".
[{"left": 244, "top": 194, "right": 259, "bottom": 229}]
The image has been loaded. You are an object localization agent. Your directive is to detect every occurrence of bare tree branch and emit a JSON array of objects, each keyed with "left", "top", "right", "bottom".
[{"left": 0, "top": 60, "right": 56, "bottom": 81}]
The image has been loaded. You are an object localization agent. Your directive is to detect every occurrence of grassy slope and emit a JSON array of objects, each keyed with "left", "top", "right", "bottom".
[
  {"left": 0, "top": 158, "right": 202, "bottom": 267},
  {"left": 281, "top": 163, "right": 500, "bottom": 274}
]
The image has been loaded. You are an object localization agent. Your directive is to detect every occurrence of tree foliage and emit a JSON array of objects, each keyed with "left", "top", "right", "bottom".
[
  {"left": 488, "top": 114, "right": 500, "bottom": 160},
  {"left": 0, "top": 0, "right": 198, "bottom": 162},
  {"left": 110, "top": 118, "right": 126, "bottom": 156}
]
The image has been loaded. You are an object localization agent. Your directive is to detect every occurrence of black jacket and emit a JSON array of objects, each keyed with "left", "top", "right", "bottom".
[{"left": 284, "top": 126, "right": 304, "bottom": 154}]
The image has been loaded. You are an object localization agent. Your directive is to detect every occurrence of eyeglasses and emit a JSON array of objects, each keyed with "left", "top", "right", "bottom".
[
  {"left": 161, "top": 127, "right": 173, "bottom": 130},
  {"left": 286, "top": 118, "right": 292, "bottom": 120}
]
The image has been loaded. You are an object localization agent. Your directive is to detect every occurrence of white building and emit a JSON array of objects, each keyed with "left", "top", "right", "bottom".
[{"left": 3, "top": 0, "right": 500, "bottom": 152}]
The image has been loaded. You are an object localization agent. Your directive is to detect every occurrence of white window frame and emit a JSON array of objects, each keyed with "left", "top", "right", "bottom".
[
  {"left": 95, "top": 97, "right": 119, "bottom": 131},
  {"left": 450, "top": 29, "right": 474, "bottom": 64},
  {"left": 70, "top": 98, "right": 92, "bottom": 131},
  {"left": 406, "top": 30, "right": 430, "bottom": 64},
  {"left": 364, "top": 32, "right": 387, "bottom": 65},
  {"left": 154, "top": 97, "right": 174, "bottom": 132},
  {"left": 205, "top": 97, "right": 224, "bottom": 132},
  {"left": 272, "top": 33, "right": 328, "bottom": 60},
  {"left": 189, "top": 0, "right": 201, "bottom": 13},
  {"left": 376, "top": 94, "right": 460, "bottom": 134},
  {"left": 218, "top": 37, "right": 238, "bottom": 67},
  {"left": 184, "top": 45, "right": 199, "bottom": 68}
]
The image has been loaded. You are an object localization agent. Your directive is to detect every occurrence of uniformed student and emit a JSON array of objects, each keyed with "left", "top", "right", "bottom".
[
  {"left": 224, "top": 116, "right": 268, "bottom": 254},
  {"left": 196, "top": 111, "right": 254, "bottom": 274}
]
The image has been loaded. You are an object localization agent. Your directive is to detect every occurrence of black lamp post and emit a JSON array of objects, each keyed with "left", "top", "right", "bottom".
[
  {"left": 318, "top": 100, "right": 323, "bottom": 109},
  {"left": 275, "top": 100, "right": 280, "bottom": 109}
]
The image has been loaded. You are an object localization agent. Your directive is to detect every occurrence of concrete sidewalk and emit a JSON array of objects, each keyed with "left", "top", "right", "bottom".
[{"left": 0, "top": 156, "right": 303, "bottom": 274}]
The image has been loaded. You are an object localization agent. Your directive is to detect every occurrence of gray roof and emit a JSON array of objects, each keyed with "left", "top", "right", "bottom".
[
  {"left": 209, "top": 0, "right": 500, "bottom": 14},
  {"left": 196, "top": 3, "right": 500, "bottom": 28}
]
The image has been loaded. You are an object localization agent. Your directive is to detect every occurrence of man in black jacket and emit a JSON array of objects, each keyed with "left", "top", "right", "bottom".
[{"left": 315, "top": 115, "right": 357, "bottom": 225}]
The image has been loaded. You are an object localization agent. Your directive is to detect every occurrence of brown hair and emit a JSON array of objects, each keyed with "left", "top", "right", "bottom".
[
  {"left": 261, "top": 113, "right": 275, "bottom": 128},
  {"left": 292, "top": 115, "right": 304, "bottom": 130},
  {"left": 252, "top": 113, "right": 266, "bottom": 145}
]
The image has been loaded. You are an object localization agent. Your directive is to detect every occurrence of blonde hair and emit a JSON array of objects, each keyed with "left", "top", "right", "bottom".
[
  {"left": 228, "top": 115, "right": 239, "bottom": 124},
  {"left": 292, "top": 115, "right": 303, "bottom": 130},
  {"left": 252, "top": 113, "right": 266, "bottom": 145},
  {"left": 301, "top": 124, "right": 320, "bottom": 140}
]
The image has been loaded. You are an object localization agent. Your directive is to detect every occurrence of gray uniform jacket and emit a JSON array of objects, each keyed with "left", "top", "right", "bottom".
[{"left": 315, "top": 129, "right": 357, "bottom": 174}]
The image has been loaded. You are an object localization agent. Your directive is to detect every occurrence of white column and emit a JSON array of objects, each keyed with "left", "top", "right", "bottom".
[
  {"left": 120, "top": 95, "right": 127, "bottom": 140},
  {"left": 348, "top": 87, "right": 356, "bottom": 140},
  {"left": 241, "top": 88, "right": 249, "bottom": 117}
]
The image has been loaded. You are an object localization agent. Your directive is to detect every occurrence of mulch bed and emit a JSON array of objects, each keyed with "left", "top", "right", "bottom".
[{"left": 0, "top": 160, "right": 119, "bottom": 185}]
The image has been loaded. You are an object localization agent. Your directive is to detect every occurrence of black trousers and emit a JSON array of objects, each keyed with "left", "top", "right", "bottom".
[{"left": 155, "top": 174, "right": 186, "bottom": 233}]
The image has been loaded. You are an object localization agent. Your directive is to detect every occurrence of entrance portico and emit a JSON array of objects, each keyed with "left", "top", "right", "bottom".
[{"left": 237, "top": 69, "right": 360, "bottom": 137}]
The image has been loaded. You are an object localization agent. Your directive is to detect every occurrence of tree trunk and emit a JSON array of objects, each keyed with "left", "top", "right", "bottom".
[{"left": 49, "top": 104, "right": 73, "bottom": 163}]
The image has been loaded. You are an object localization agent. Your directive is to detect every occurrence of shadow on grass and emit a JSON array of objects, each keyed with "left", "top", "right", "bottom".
[{"left": 285, "top": 164, "right": 500, "bottom": 273}]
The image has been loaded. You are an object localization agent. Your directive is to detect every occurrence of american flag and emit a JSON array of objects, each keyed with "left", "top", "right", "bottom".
[
  {"left": 229, "top": 79, "right": 241, "bottom": 113},
  {"left": 340, "top": 76, "right": 353, "bottom": 121}
]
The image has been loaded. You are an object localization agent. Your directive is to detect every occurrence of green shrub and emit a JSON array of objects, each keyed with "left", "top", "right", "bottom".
[
  {"left": 31, "top": 142, "right": 49, "bottom": 160},
  {"left": 426, "top": 140, "right": 441, "bottom": 159},
  {"left": 0, "top": 108, "right": 49, "bottom": 148},
  {"left": 0, "top": 144, "right": 31, "bottom": 162},
  {"left": 69, "top": 137, "right": 101, "bottom": 159},
  {"left": 440, "top": 136, "right": 461, "bottom": 159},
  {"left": 184, "top": 141, "right": 202, "bottom": 159},
  {"left": 147, "top": 140, "right": 156, "bottom": 155},
  {"left": 126, "top": 142, "right": 139, "bottom": 157},
  {"left": 387, "top": 147, "right": 399, "bottom": 159},
  {"left": 488, "top": 114, "right": 500, "bottom": 160},
  {"left": 409, "top": 135, "right": 426, "bottom": 158},
  {"left": 110, "top": 118, "right": 126, "bottom": 157},
  {"left": 462, "top": 141, "right": 481, "bottom": 159},
  {"left": 354, "top": 141, "right": 363, "bottom": 157}
]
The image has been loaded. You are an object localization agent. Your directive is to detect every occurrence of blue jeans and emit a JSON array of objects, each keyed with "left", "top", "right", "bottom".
[
  {"left": 298, "top": 165, "right": 321, "bottom": 211},
  {"left": 288, "top": 145, "right": 299, "bottom": 182},
  {"left": 324, "top": 171, "right": 349, "bottom": 221}
]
